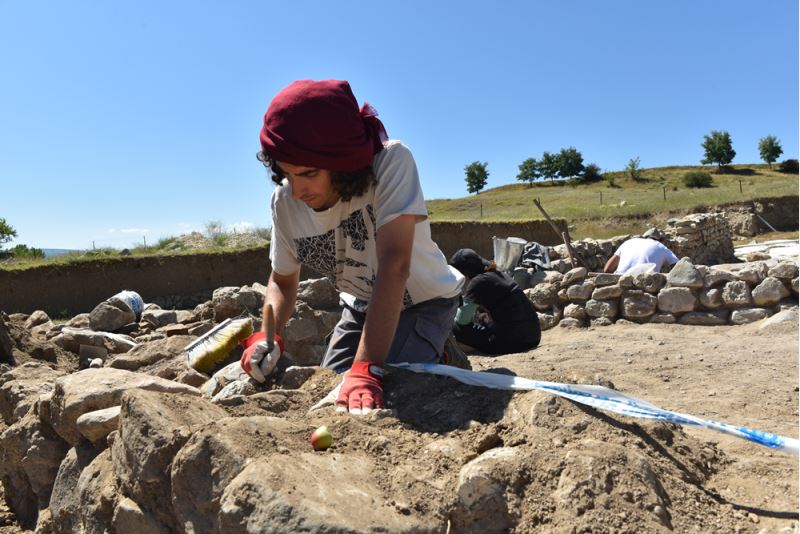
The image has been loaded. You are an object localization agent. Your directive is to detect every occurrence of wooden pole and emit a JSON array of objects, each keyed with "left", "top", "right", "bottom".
[
  {"left": 562, "top": 232, "right": 576, "bottom": 269},
  {"left": 663, "top": 187, "right": 666, "bottom": 200},
  {"left": 739, "top": 179, "right": 743, "bottom": 193},
  {"left": 600, "top": 191, "right": 603, "bottom": 204},
  {"left": 533, "top": 198, "right": 587, "bottom": 268}
]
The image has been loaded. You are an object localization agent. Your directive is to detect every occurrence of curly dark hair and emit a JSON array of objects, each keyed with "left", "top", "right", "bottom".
[{"left": 257, "top": 151, "right": 376, "bottom": 201}]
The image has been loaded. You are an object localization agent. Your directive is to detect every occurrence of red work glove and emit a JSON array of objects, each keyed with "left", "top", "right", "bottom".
[
  {"left": 336, "top": 361, "right": 384, "bottom": 415},
  {"left": 239, "top": 332, "right": 285, "bottom": 383}
]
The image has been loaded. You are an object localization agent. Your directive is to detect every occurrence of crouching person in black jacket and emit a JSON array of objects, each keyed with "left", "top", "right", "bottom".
[{"left": 449, "top": 249, "right": 541, "bottom": 355}]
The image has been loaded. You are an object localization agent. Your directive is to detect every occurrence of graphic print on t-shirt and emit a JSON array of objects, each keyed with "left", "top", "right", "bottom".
[
  {"left": 295, "top": 229, "right": 337, "bottom": 276},
  {"left": 340, "top": 209, "right": 369, "bottom": 251}
]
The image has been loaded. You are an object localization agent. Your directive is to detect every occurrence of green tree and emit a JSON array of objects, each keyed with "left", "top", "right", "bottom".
[
  {"left": 516, "top": 158, "right": 540, "bottom": 187},
  {"left": 758, "top": 135, "right": 783, "bottom": 169},
  {"left": 10, "top": 244, "right": 44, "bottom": 259},
  {"left": 464, "top": 161, "right": 489, "bottom": 194},
  {"left": 0, "top": 218, "right": 17, "bottom": 248},
  {"left": 582, "top": 163, "right": 603, "bottom": 182},
  {"left": 539, "top": 151, "right": 559, "bottom": 181},
  {"left": 557, "top": 147, "right": 584, "bottom": 179},
  {"left": 701, "top": 130, "right": 736, "bottom": 168},
  {"left": 626, "top": 157, "right": 643, "bottom": 181}
]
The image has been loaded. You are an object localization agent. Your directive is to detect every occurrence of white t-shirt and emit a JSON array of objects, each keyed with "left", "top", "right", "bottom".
[
  {"left": 270, "top": 140, "right": 464, "bottom": 308},
  {"left": 614, "top": 238, "right": 679, "bottom": 274}
]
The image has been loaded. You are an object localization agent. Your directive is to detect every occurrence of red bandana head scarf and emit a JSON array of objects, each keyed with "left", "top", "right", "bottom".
[{"left": 259, "top": 80, "right": 388, "bottom": 172}]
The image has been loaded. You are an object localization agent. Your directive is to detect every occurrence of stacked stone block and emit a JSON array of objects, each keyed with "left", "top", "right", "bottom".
[{"left": 524, "top": 259, "right": 799, "bottom": 330}]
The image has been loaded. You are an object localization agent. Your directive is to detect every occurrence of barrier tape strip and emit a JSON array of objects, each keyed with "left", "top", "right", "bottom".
[{"left": 390, "top": 362, "right": 799, "bottom": 456}]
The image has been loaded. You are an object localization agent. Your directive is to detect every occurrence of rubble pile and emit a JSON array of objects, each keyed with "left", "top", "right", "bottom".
[{"left": 525, "top": 259, "right": 799, "bottom": 330}]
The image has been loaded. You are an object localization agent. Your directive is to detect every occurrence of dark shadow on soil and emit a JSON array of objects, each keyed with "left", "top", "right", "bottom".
[
  {"left": 385, "top": 366, "right": 514, "bottom": 433},
  {"left": 717, "top": 166, "right": 757, "bottom": 176},
  {"left": 572, "top": 402, "right": 799, "bottom": 520}
]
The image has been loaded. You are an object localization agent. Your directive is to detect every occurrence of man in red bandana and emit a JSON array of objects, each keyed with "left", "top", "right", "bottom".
[{"left": 242, "top": 80, "right": 465, "bottom": 415}]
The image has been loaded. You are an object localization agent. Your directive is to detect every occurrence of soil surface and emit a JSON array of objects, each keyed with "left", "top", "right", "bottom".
[{"left": 2, "top": 318, "right": 798, "bottom": 533}]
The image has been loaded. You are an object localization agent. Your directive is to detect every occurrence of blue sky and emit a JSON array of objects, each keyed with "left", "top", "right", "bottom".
[{"left": 1, "top": 1, "right": 797, "bottom": 250}]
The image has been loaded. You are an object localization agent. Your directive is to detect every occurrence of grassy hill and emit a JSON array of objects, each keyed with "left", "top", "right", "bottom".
[{"left": 427, "top": 163, "right": 798, "bottom": 239}]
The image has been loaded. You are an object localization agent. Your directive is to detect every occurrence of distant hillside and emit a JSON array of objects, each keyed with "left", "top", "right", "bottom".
[
  {"left": 427, "top": 163, "right": 798, "bottom": 238},
  {"left": 42, "top": 248, "right": 80, "bottom": 258}
]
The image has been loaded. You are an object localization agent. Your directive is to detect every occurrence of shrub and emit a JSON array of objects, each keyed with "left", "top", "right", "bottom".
[
  {"left": 779, "top": 159, "right": 799, "bottom": 174},
  {"left": 604, "top": 174, "right": 616, "bottom": 188},
  {"left": 566, "top": 177, "right": 580, "bottom": 188},
  {"left": 682, "top": 171, "right": 714, "bottom": 188},
  {"left": 9, "top": 244, "right": 44, "bottom": 259},
  {"left": 582, "top": 163, "right": 603, "bottom": 182}
]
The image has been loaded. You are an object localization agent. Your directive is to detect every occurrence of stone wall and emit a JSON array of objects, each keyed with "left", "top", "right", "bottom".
[
  {"left": 524, "top": 259, "right": 799, "bottom": 330},
  {"left": 545, "top": 212, "right": 736, "bottom": 273}
]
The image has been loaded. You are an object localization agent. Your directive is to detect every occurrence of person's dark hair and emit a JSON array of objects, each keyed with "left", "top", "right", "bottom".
[{"left": 257, "top": 151, "right": 376, "bottom": 201}]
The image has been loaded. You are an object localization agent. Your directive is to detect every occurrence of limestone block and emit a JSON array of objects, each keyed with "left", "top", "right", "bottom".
[
  {"left": 592, "top": 285, "right": 623, "bottom": 300},
  {"left": 561, "top": 267, "right": 588, "bottom": 287},
  {"left": 649, "top": 312, "right": 676, "bottom": 324},
  {"left": 721, "top": 281, "right": 752, "bottom": 308},
  {"left": 451, "top": 448, "right": 519, "bottom": 533},
  {"left": 633, "top": 273, "right": 667, "bottom": 294},
  {"left": 751, "top": 277, "right": 790, "bottom": 306},
  {"left": 704, "top": 268, "right": 737, "bottom": 288},
  {"left": 591, "top": 317, "right": 614, "bottom": 327},
  {"left": 592, "top": 273, "right": 621, "bottom": 287},
  {"left": 736, "top": 262, "right": 769, "bottom": 285},
  {"left": 768, "top": 261, "right": 799, "bottom": 282},
  {"left": 297, "top": 277, "right": 340, "bottom": 309},
  {"left": 76, "top": 406, "right": 121, "bottom": 443},
  {"left": 698, "top": 288, "right": 724, "bottom": 310},
  {"left": 536, "top": 312, "right": 559, "bottom": 331},
  {"left": 89, "top": 298, "right": 136, "bottom": 333},
  {"left": 24, "top": 311, "right": 51, "bottom": 330},
  {"left": 793, "top": 278, "right": 799, "bottom": 294},
  {"left": 730, "top": 308, "right": 771, "bottom": 325},
  {"left": 559, "top": 318, "right": 585, "bottom": 328},
  {"left": 618, "top": 274, "right": 635, "bottom": 289},
  {"left": 564, "top": 303, "right": 586, "bottom": 319},
  {"left": 666, "top": 258, "right": 704, "bottom": 289},
  {"left": 657, "top": 287, "right": 697, "bottom": 314},
  {"left": 566, "top": 281, "right": 595, "bottom": 302},
  {"left": 678, "top": 311, "right": 728, "bottom": 326},
  {"left": 621, "top": 291, "right": 658, "bottom": 320},
  {"left": 585, "top": 299, "right": 619, "bottom": 320},
  {"left": 108, "top": 335, "right": 195, "bottom": 371}
]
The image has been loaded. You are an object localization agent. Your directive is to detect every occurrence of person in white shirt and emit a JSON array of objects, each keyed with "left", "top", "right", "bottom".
[
  {"left": 603, "top": 237, "right": 679, "bottom": 274},
  {"left": 240, "top": 79, "right": 464, "bottom": 415}
]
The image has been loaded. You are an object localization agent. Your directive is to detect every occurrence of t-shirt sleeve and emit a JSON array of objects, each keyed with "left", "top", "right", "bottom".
[
  {"left": 269, "top": 187, "right": 301, "bottom": 276},
  {"left": 373, "top": 142, "right": 428, "bottom": 229}
]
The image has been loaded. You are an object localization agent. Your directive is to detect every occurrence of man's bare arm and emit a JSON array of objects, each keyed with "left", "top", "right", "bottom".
[
  {"left": 263, "top": 269, "right": 300, "bottom": 336},
  {"left": 603, "top": 255, "right": 620, "bottom": 273},
  {"left": 353, "top": 215, "right": 417, "bottom": 365}
]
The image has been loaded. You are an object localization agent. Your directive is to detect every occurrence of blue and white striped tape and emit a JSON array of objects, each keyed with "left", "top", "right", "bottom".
[{"left": 390, "top": 362, "right": 799, "bottom": 456}]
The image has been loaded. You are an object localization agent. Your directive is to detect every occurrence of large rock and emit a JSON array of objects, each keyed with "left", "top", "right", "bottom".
[
  {"left": 698, "top": 288, "right": 724, "bottom": 310},
  {"left": 730, "top": 308, "right": 772, "bottom": 325},
  {"left": 657, "top": 287, "right": 696, "bottom": 314},
  {"left": 768, "top": 261, "right": 798, "bottom": 282},
  {"left": 721, "top": 281, "right": 752, "bottom": 308},
  {"left": 561, "top": 267, "right": 588, "bottom": 287},
  {"left": 704, "top": 269, "right": 737, "bottom": 288},
  {"left": 297, "top": 277, "right": 340, "bottom": 309},
  {"left": 141, "top": 309, "right": 177, "bottom": 329},
  {"left": 212, "top": 287, "right": 261, "bottom": 322},
  {"left": 592, "top": 284, "right": 623, "bottom": 300},
  {"left": 171, "top": 416, "right": 303, "bottom": 534},
  {"left": 678, "top": 311, "right": 728, "bottom": 326},
  {"left": 565, "top": 281, "right": 595, "bottom": 302},
  {"left": 89, "top": 298, "right": 136, "bottom": 332},
  {"left": 591, "top": 273, "right": 621, "bottom": 287},
  {"left": 0, "top": 400, "right": 69, "bottom": 528},
  {"left": 0, "top": 361, "right": 65, "bottom": 425},
  {"left": 49, "top": 442, "right": 100, "bottom": 533},
  {"left": 633, "top": 272, "right": 667, "bottom": 294},
  {"left": 112, "top": 497, "right": 169, "bottom": 534},
  {"left": 563, "top": 304, "right": 587, "bottom": 321},
  {"left": 218, "top": 453, "right": 436, "bottom": 534},
  {"left": 621, "top": 291, "right": 658, "bottom": 321},
  {"left": 24, "top": 310, "right": 51, "bottom": 330},
  {"left": 666, "top": 258, "right": 703, "bottom": 288},
  {"left": 736, "top": 262, "right": 769, "bottom": 285},
  {"left": 52, "top": 327, "right": 136, "bottom": 355},
  {"left": 112, "top": 389, "right": 228, "bottom": 531},
  {"left": 649, "top": 311, "right": 676, "bottom": 324},
  {"left": 536, "top": 312, "right": 559, "bottom": 331},
  {"left": 751, "top": 277, "right": 790, "bottom": 307},
  {"left": 283, "top": 303, "right": 341, "bottom": 365},
  {"left": 451, "top": 447, "right": 520, "bottom": 533},
  {"left": 49, "top": 367, "right": 201, "bottom": 445},
  {"left": 76, "top": 406, "right": 121, "bottom": 443},
  {"left": 524, "top": 283, "right": 558, "bottom": 311},
  {"left": 108, "top": 335, "right": 195, "bottom": 371},
  {"left": 585, "top": 299, "right": 619, "bottom": 320}
]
